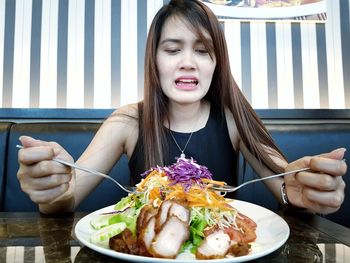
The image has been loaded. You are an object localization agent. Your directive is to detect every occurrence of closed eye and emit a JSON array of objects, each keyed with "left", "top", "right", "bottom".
[
  {"left": 195, "top": 48, "right": 209, "bottom": 54},
  {"left": 165, "top": 49, "right": 181, "bottom": 54}
]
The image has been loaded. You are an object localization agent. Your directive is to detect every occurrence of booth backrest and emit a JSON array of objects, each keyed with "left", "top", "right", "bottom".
[
  {"left": 0, "top": 109, "right": 349, "bottom": 228},
  {"left": 0, "top": 122, "right": 12, "bottom": 209}
]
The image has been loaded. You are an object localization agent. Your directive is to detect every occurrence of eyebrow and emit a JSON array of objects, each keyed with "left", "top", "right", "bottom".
[
  {"left": 159, "top": 38, "right": 211, "bottom": 46},
  {"left": 159, "top": 38, "right": 183, "bottom": 46}
]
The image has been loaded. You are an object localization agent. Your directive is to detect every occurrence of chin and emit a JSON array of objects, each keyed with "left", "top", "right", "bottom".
[{"left": 171, "top": 95, "right": 205, "bottom": 105}]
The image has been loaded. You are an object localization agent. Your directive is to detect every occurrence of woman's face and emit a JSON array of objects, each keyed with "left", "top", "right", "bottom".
[{"left": 156, "top": 17, "right": 216, "bottom": 105}]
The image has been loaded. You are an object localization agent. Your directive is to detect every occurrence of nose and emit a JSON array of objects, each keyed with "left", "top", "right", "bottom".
[{"left": 179, "top": 50, "right": 196, "bottom": 70}]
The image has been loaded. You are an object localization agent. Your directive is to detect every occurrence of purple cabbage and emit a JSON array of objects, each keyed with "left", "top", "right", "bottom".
[
  {"left": 164, "top": 158, "right": 213, "bottom": 191},
  {"left": 140, "top": 158, "right": 213, "bottom": 191}
]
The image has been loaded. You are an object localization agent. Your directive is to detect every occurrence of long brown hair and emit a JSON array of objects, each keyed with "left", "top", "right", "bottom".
[{"left": 140, "top": 0, "right": 286, "bottom": 173}]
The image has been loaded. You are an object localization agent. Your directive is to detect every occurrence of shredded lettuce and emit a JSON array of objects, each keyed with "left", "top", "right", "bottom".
[
  {"left": 91, "top": 194, "right": 146, "bottom": 236},
  {"left": 114, "top": 194, "right": 144, "bottom": 211},
  {"left": 180, "top": 208, "right": 208, "bottom": 253},
  {"left": 108, "top": 207, "right": 141, "bottom": 235}
]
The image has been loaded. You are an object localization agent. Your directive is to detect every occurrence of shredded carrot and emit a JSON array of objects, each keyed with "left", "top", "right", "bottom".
[
  {"left": 201, "top": 178, "right": 226, "bottom": 186},
  {"left": 148, "top": 187, "right": 161, "bottom": 201},
  {"left": 162, "top": 184, "right": 232, "bottom": 211},
  {"left": 139, "top": 169, "right": 233, "bottom": 211},
  {"left": 137, "top": 170, "right": 166, "bottom": 190}
]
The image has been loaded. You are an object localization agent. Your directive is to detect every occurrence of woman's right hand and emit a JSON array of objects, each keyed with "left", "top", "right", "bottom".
[{"left": 17, "top": 136, "right": 75, "bottom": 205}]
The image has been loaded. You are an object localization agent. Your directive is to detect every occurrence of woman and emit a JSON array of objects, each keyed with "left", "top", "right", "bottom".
[{"left": 17, "top": 0, "right": 346, "bottom": 215}]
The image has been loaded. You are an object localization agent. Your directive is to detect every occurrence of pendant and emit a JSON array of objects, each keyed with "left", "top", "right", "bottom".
[{"left": 180, "top": 152, "right": 186, "bottom": 158}]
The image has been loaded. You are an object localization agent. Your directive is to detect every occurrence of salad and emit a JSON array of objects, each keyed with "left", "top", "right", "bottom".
[{"left": 90, "top": 157, "right": 257, "bottom": 259}]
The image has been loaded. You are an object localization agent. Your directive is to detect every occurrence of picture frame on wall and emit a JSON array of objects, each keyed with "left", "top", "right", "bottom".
[{"left": 201, "top": 0, "right": 327, "bottom": 21}]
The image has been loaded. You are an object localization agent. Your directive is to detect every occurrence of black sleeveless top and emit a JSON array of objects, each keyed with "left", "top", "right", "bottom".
[{"left": 128, "top": 107, "right": 238, "bottom": 189}]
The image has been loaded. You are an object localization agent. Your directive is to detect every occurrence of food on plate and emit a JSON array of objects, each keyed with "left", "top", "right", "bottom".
[
  {"left": 209, "top": 0, "right": 323, "bottom": 7},
  {"left": 89, "top": 157, "right": 257, "bottom": 259},
  {"left": 255, "top": 0, "right": 323, "bottom": 7}
]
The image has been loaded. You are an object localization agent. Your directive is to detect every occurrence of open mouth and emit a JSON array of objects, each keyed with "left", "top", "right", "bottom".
[
  {"left": 175, "top": 79, "right": 198, "bottom": 85},
  {"left": 175, "top": 79, "right": 199, "bottom": 90}
]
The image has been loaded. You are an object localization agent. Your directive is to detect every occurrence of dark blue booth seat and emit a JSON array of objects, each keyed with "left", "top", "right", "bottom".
[
  {"left": 0, "top": 122, "right": 12, "bottom": 210},
  {"left": 0, "top": 109, "right": 349, "bottom": 229}
]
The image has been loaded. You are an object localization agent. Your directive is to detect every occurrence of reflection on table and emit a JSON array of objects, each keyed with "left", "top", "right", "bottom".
[{"left": 0, "top": 210, "right": 349, "bottom": 262}]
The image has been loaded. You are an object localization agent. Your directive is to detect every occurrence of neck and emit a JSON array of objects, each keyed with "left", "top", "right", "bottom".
[{"left": 167, "top": 101, "right": 206, "bottom": 132}]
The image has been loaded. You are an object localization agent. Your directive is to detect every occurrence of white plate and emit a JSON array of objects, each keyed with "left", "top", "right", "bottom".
[
  {"left": 74, "top": 200, "right": 289, "bottom": 262},
  {"left": 203, "top": 1, "right": 326, "bottom": 19}
]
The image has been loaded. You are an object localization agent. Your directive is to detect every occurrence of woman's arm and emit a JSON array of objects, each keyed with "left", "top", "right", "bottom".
[
  {"left": 238, "top": 141, "right": 287, "bottom": 203},
  {"left": 18, "top": 104, "right": 139, "bottom": 214},
  {"left": 73, "top": 105, "right": 139, "bottom": 207},
  {"left": 224, "top": 107, "right": 287, "bottom": 203},
  {"left": 225, "top": 108, "right": 347, "bottom": 214}
]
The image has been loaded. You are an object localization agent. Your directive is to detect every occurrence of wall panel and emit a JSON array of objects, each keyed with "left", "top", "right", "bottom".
[{"left": 0, "top": 0, "right": 349, "bottom": 109}]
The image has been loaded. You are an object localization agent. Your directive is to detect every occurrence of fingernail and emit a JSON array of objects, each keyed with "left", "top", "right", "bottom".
[
  {"left": 334, "top": 148, "right": 346, "bottom": 153},
  {"left": 53, "top": 147, "right": 61, "bottom": 156}
]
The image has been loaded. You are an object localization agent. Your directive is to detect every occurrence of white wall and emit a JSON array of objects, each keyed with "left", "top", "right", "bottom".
[{"left": 0, "top": 0, "right": 349, "bottom": 109}]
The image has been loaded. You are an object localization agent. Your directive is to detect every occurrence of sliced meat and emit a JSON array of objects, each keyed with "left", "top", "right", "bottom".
[
  {"left": 155, "top": 200, "right": 173, "bottom": 232},
  {"left": 223, "top": 213, "right": 257, "bottom": 243},
  {"left": 236, "top": 216, "right": 257, "bottom": 243},
  {"left": 139, "top": 216, "right": 156, "bottom": 251},
  {"left": 109, "top": 233, "right": 129, "bottom": 253},
  {"left": 228, "top": 241, "right": 251, "bottom": 257},
  {"left": 136, "top": 205, "right": 149, "bottom": 234},
  {"left": 122, "top": 228, "right": 139, "bottom": 255},
  {"left": 167, "top": 202, "right": 190, "bottom": 223},
  {"left": 109, "top": 229, "right": 138, "bottom": 254},
  {"left": 196, "top": 230, "right": 231, "bottom": 259},
  {"left": 150, "top": 215, "right": 190, "bottom": 258},
  {"left": 144, "top": 207, "right": 157, "bottom": 223},
  {"left": 136, "top": 205, "right": 157, "bottom": 234},
  {"left": 237, "top": 212, "right": 257, "bottom": 229}
]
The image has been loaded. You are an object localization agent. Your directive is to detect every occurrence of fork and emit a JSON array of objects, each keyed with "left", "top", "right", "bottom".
[
  {"left": 16, "top": 145, "right": 140, "bottom": 194},
  {"left": 209, "top": 167, "right": 311, "bottom": 193}
]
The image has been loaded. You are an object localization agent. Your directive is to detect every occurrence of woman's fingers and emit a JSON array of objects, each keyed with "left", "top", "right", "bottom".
[
  {"left": 303, "top": 184, "right": 345, "bottom": 208},
  {"left": 18, "top": 146, "right": 54, "bottom": 165},
  {"left": 301, "top": 184, "right": 345, "bottom": 214},
  {"left": 18, "top": 136, "right": 66, "bottom": 164},
  {"left": 284, "top": 149, "right": 347, "bottom": 214},
  {"left": 18, "top": 159, "right": 71, "bottom": 179},
  {"left": 286, "top": 148, "right": 346, "bottom": 171},
  {"left": 29, "top": 184, "right": 70, "bottom": 204},
  {"left": 21, "top": 173, "right": 72, "bottom": 191},
  {"left": 296, "top": 171, "right": 338, "bottom": 191},
  {"left": 317, "top": 147, "right": 346, "bottom": 160},
  {"left": 309, "top": 157, "right": 347, "bottom": 177},
  {"left": 17, "top": 137, "right": 75, "bottom": 205},
  {"left": 18, "top": 166, "right": 73, "bottom": 204}
]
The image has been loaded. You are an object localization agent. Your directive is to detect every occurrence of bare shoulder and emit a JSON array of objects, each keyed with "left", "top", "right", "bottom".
[
  {"left": 107, "top": 103, "right": 139, "bottom": 124},
  {"left": 224, "top": 107, "right": 240, "bottom": 151},
  {"left": 100, "top": 103, "right": 139, "bottom": 157}
]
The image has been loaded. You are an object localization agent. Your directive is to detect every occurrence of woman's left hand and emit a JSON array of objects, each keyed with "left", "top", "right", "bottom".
[{"left": 284, "top": 148, "right": 347, "bottom": 214}]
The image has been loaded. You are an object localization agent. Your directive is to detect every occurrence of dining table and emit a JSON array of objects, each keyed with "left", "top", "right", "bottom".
[{"left": 0, "top": 208, "right": 349, "bottom": 263}]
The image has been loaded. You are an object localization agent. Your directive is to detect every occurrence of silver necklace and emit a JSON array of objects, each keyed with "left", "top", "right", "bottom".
[
  {"left": 169, "top": 130, "right": 195, "bottom": 158},
  {"left": 169, "top": 105, "right": 202, "bottom": 158},
  {"left": 169, "top": 108, "right": 202, "bottom": 158}
]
